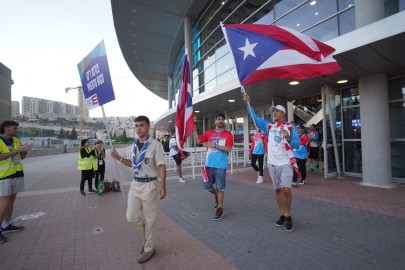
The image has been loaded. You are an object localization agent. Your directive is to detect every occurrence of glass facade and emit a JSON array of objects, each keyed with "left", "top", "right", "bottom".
[
  {"left": 341, "top": 87, "right": 361, "bottom": 174},
  {"left": 170, "top": 0, "right": 357, "bottom": 106},
  {"left": 388, "top": 77, "right": 405, "bottom": 179}
]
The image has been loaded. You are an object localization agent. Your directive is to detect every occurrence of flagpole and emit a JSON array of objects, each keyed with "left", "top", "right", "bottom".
[{"left": 101, "top": 105, "right": 127, "bottom": 205}]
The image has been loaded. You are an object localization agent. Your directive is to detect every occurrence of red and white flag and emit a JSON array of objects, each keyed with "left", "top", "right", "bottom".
[
  {"left": 175, "top": 49, "right": 194, "bottom": 150},
  {"left": 221, "top": 23, "right": 341, "bottom": 85}
]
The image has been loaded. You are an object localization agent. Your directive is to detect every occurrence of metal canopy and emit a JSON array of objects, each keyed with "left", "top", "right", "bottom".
[{"left": 111, "top": 0, "right": 209, "bottom": 100}]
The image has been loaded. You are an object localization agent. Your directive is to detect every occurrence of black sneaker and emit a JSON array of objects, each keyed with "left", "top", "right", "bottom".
[
  {"left": 80, "top": 190, "right": 86, "bottom": 196},
  {"left": 275, "top": 215, "right": 286, "bottom": 226},
  {"left": 0, "top": 232, "right": 7, "bottom": 244},
  {"left": 88, "top": 189, "right": 96, "bottom": 193},
  {"left": 1, "top": 224, "right": 25, "bottom": 233},
  {"left": 299, "top": 180, "right": 305, "bottom": 185},
  {"left": 291, "top": 182, "right": 298, "bottom": 187},
  {"left": 284, "top": 216, "right": 294, "bottom": 232},
  {"left": 213, "top": 207, "right": 223, "bottom": 221}
]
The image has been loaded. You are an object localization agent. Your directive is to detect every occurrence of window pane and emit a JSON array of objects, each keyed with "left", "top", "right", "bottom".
[
  {"left": 343, "top": 107, "right": 361, "bottom": 139},
  {"left": 233, "top": 116, "right": 244, "bottom": 144},
  {"left": 391, "top": 141, "right": 405, "bottom": 178},
  {"left": 217, "top": 68, "right": 237, "bottom": 86},
  {"left": 276, "top": 0, "right": 337, "bottom": 32},
  {"left": 344, "top": 141, "right": 362, "bottom": 173},
  {"left": 216, "top": 53, "right": 234, "bottom": 75},
  {"left": 338, "top": 7, "right": 355, "bottom": 35},
  {"left": 274, "top": 0, "right": 306, "bottom": 18},
  {"left": 303, "top": 17, "right": 338, "bottom": 41},
  {"left": 204, "top": 63, "right": 216, "bottom": 85},
  {"left": 389, "top": 101, "right": 405, "bottom": 139},
  {"left": 204, "top": 78, "right": 216, "bottom": 93},
  {"left": 342, "top": 87, "right": 360, "bottom": 106},
  {"left": 388, "top": 77, "right": 405, "bottom": 100},
  {"left": 338, "top": 0, "right": 354, "bottom": 10}
]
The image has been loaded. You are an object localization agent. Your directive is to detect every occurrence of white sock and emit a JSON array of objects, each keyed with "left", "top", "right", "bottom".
[{"left": 2, "top": 220, "right": 10, "bottom": 229}]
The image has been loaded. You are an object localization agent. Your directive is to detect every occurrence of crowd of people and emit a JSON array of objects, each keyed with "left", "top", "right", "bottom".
[{"left": 0, "top": 102, "right": 322, "bottom": 263}]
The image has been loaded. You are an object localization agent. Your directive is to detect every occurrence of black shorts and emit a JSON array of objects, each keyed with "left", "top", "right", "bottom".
[
  {"left": 172, "top": 151, "right": 189, "bottom": 166},
  {"left": 308, "top": 147, "right": 319, "bottom": 159}
]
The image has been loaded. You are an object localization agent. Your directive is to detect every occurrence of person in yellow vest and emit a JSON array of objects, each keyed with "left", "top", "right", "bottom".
[
  {"left": 78, "top": 139, "right": 97, "bottom": 196},
  {"left": 0, "top": 120, "right": 33, "bottom": 244},
  {"left": 94, "top": 140, "right": 106, "bottom": 190}
]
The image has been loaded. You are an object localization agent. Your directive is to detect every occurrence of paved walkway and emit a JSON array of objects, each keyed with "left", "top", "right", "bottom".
[{"left": 1, "top": 148, "right": 404, "bottom": 269}]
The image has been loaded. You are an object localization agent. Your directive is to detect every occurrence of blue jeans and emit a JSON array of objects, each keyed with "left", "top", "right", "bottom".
[{"left": 204, "top": 167, "right": 226, "bottom": 192}]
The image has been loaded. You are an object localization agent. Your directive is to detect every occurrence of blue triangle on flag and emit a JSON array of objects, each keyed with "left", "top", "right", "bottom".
[{"left": 225, "top": 27, "right": 285, "bottom": 84}]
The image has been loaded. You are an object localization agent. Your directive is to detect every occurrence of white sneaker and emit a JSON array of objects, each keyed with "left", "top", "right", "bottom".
[
  {"left": 179, "top": 178, "right": 186, "bottom": 183},
  {"left": 256, "top": 176, "right": 263, "bottom": 184}
]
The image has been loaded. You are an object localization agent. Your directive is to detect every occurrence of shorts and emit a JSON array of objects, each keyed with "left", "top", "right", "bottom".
[
  {"left": 308, "top": 147, "right": 319, "bottom": 159},
  {"left": 268, "top": 164, "right": 293, "bottom": 190},
  {"left": 171, "top": 151, "right": 189, "bottom": 166},
  {"left": 0, "top": 177, "right": 25, "bottom": 196},
  {"left": 204, "top": 167, "right": 226, "bottom": 192}
]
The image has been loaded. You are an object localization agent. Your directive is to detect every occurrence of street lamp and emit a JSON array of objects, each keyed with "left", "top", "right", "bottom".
[{"left": 65, "top": 86, "right": 84, "bottom": 142}]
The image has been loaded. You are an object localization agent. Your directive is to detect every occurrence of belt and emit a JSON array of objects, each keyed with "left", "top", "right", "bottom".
[{"left": 133, "top": 177, "right": 157, "bottom": 183}]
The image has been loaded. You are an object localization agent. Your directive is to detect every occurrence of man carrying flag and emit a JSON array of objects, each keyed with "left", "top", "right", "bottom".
[
  {"left": 244, "top": 95, "right": 299, "bottom": 232},
  {"left": 222, "top": 23, "right": 341, "bottom": 232}
]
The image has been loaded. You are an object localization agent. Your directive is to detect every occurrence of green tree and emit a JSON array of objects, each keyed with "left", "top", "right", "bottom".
[
  {"left": 70, "top": 127, "right": 78, "bottom": 140},
  {"left": 57, "top": 128, "right": 65, "bottom": 139}
]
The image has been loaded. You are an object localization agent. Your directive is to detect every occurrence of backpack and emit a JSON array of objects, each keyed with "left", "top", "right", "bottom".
[
  {"left": 111, "top": 178, "right": 121, "bottom": 192},
  {"left": 162, "top": 140, "right": 170, "bottom": 152},
  {"left": 104, "top": 180, "right": 111, "bottom": 192}
]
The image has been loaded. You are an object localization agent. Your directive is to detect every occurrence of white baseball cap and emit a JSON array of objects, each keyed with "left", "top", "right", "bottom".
[{"left": 270, "top": 105, "right": 286, "bottom": 113}]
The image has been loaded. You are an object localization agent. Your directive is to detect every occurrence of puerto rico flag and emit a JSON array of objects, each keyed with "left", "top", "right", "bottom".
[
  {"left": 221, "top": 23, "right": 341, "bottom": 86},
  {"left": 175, "top": 49, "right": 194, "bottom": 150}
]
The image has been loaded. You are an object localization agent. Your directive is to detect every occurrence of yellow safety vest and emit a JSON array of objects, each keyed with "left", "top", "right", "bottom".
[
  {"left": 0, "top": 136, "right": 22, "bottom": 179},
  {"left": 78, "top": 147, "right": 95, "bottom": 171}
]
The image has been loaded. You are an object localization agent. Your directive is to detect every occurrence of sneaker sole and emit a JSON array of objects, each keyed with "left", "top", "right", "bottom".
[
  {"left": 285, "top": 227, "right": 294, "bottom": 232},
  {"left": 2, "top": 229, "right": 24, "bottom": 234},
  {"left": 213, "top": 214, "right": 224, "bottom": 221},
  {"left": 275, "top": 223, "right": 285, "bottom": 227}
]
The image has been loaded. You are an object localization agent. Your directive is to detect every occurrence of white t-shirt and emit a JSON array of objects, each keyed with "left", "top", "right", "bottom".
[
  {"left": 267, "top": 124, "right": 291, "bottom": 166},
  {"left": 169, "top": 137, "right": 178, "bottom": 157}
]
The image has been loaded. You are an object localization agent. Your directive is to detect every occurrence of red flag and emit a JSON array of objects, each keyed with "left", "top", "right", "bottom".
[
  {"left": 175, "top": 49, "right": 194, "bottom": 150},
  {"left": 222, "top": 23, "right": 341, "bottom": 85}
]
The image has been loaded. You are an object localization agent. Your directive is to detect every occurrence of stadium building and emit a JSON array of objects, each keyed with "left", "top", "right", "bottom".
[{"left": 111, "top": 0, "right": 405, "bottom": 186}]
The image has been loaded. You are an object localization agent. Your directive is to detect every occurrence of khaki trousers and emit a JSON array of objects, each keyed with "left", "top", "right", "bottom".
[{"left": 126, "top": 180, "right": 159, "bottom": 253}]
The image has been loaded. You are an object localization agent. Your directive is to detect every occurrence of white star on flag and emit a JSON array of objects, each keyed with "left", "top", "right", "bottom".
[{"left": 239, "top": 38, "right": 258, "bottom": 60}]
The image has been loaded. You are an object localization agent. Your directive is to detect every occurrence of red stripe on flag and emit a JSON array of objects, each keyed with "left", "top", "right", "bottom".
[{"left": 175, "top": 49, "right": 194, "bottom": 150}]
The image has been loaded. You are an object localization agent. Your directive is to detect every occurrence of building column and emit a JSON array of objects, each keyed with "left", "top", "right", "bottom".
[
  {"left": 0, "top": 63, "right": 14, "bottom": 122},
  {"left": 359, "top": 73, "right": 392, "bottom": 187},
  {"left": 287, "top": 102, "right": 294, "bottom": 122},
  {"left": 355, "top": 0, "right": 385, "bottom": 28}
]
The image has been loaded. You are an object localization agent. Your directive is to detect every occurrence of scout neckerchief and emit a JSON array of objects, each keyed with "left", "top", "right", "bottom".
[{"left": 132, "top": 135, "right": 149, "bottom": 175}]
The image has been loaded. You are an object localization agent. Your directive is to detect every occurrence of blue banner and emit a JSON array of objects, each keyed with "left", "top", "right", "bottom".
[{"left": 77, "top": 40, "right": 115, "bottom": 110}]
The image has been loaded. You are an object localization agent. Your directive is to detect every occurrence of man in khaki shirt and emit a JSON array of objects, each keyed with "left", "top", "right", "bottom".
[{"left": 111, "top": 115, "right": 166, "bottom": 264}]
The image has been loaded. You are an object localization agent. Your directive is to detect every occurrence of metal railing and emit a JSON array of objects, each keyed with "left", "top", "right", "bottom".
[{"left": 126, "top": 146, "right": 254, "bottom": 179}]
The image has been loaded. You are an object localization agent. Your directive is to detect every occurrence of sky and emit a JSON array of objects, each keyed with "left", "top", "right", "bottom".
[{"left": 0, "top": 0, "right": 167, "bottom": 120}]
